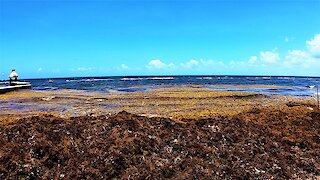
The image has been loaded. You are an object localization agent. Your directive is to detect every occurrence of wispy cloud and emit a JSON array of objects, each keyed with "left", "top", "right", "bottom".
[
  {"left": 180, "top": 59, "right": 199, "bottom": 68},
  {"left": 146, "top": 59, "right": 226, "bottom": 71},
  {"left": 245, "top": 34, "right": 320, "bottom": 74},
  {"left": 121, "top": 64, "right": 129, "bottom": 69},
  {"left": 284, "top": 37, "right": 289, "bottom": 42},
  {"left": 248, "top": 56, "right": 258, "bottom": 63},
  {"left": 72, "top": 67, "right": 95, "bottom": 71},
  {"left": 259, "top": 50, "right": 280, "bottom": 63},
  {"left": 120, "top": 34, "right": 320, "bottom": 76},
  {"left": 306, "top": 34, "right": 320, "bottom": 58},
  {"left": 284, "top": 36, "right": 295, "bottom": 42},
  {"left": 146, "top": 59, "right": 175, "bottom": 69},
  {"left": 147, "top": 59, "right": 166, "bottom": 69},
  {"left": 283, "top": 50, "right": 313, "bottom": 68}
]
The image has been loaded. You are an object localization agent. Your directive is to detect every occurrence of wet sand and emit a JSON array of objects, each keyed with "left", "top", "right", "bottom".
[{"left": 0, "top": 85, "right": 319, "bottom": 179}]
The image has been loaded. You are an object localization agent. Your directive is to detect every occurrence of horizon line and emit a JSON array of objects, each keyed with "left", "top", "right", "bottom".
[{"left": 0, "top": 74, "right": 319, "bottom": 81}]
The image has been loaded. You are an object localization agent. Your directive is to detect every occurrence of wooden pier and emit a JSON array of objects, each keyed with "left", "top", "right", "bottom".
[{"left": 0, "top": 82, "right": 32, "bottom": 94}]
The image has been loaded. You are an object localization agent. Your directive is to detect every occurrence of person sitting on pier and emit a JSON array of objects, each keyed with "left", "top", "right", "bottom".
[{"left": 9, "top": 69, "right": 18, "bottom": 85}]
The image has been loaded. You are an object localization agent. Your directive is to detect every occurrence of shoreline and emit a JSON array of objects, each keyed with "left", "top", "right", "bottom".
[{"left": 0, "top": 85, "right": 317, "bottom": 121}]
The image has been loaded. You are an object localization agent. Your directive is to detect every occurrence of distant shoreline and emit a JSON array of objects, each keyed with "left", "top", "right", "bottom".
[
  {"left": 21, "top": 75, "right": 320, "bottom": 81},
  {"left": 1, "top": 74, "right": 319, "bottom": 82}
]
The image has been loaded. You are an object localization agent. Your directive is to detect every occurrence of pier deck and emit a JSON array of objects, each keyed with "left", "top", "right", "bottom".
[{"left": 0, "top": 82, "right": 32, "bottom": 94}]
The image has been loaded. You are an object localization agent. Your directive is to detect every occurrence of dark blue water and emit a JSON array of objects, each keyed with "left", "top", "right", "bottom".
[{"left": 13, "top": 76, "right": 320, "bottom": 96}]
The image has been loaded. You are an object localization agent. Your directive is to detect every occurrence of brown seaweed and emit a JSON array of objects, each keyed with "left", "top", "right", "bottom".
[{"left": 0, "top": 107, "right": 319, "bottom": 179}]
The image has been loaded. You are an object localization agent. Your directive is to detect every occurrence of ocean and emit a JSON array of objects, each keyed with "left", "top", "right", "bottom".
[{"left": 1, "top": 76, "right": 320, "bottom": 97}]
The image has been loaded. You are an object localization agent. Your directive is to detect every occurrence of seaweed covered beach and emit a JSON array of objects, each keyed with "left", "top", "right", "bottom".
[{"left": 0, "top": 86, "right": 319, "bottom": 179}]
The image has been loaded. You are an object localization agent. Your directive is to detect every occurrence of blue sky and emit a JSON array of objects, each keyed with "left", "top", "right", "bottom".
[{"left": 0, "top": 0, "right": 320, "bottom": 79}]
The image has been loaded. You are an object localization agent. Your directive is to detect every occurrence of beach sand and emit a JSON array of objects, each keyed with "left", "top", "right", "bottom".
[{"left": 0, "top": 85, "right": 319, "bottom": 179}]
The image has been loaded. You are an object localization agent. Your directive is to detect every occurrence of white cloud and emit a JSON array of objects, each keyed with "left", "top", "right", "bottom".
[
  {"left": 281, "top": 34, "right": 320, "bottom": 69},
  {"left": 147, "top": 59, "right": 167, "bottom": 69},
  {"left": 199, "top": 59, "right": 214, "bottom": 66},
  {"left": 306, "top": 34, "right": 320, "bottom": 58},
  {"left": 181, "top": 59, "right": 199, "bottom": 68},
  {"left": 38, "top": 67, "right": 43, "bottom": 72},
  {"left": 146, "top": 59, "right": 225, "bottom": 73},
  {"left": 248, "top": 56, "right": 257, "bottom": 63},
  {"left": 259, "top": 51, "right": 280, "bottom": 63},
  {"left": 284, "top": 50, "right": 311, "bottom": 67},
  {"left": 189, "top": 59, "right": 199, "bottom": 66},
  {"left": 283, "top": 50, "right": 320, "bottom": 70},
  {"left": 121, "top": 64, "right": 129, "bottom": 69},
  {"left": 141, "top": 33, "right": 320, "bottom": 76},
  {"left": 146, "top": 59, "right": 175, "bottom": 69},
  {"left": 76, "top": 67, "right": 94, "bottom": 71},
  {"left": 285, "top": 50, "right": 310, "bottom": 62}
]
